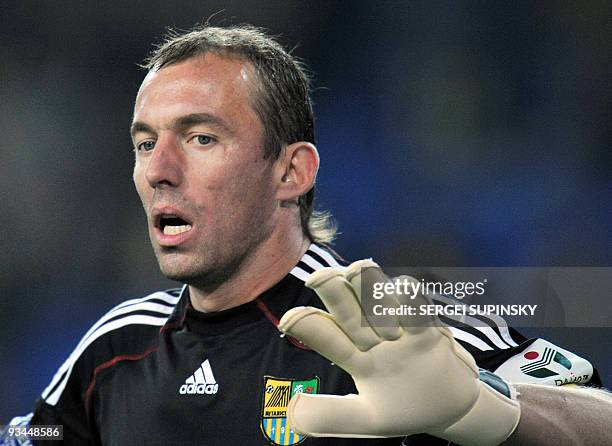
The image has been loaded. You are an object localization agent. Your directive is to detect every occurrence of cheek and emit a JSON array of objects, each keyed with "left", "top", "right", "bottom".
[
  {"left": 212, "top": 167, "right": 276, "bottom": 216},
  {"left": 206, "top": 155, "right": 274, "bottom": 196},
  {"left": 133, "top": 164, "right": 151, "bottom": 204}
]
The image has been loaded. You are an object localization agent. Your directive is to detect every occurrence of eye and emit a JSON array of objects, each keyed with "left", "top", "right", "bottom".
[
  {"left": 136, "top": 140, "right": 156, "bottom": 152},
  {"left": 190, "top": 134, "right": 215, "bottom": 146},
  {"left": 198, "top": 135, "right": 212, "bottom": 145}
]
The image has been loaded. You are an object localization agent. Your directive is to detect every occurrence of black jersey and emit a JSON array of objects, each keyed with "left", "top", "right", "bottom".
[{"left": 4, "top": 244, "right": 598, "bottom": 445}]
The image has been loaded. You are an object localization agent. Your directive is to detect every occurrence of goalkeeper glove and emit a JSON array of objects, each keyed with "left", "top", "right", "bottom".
[{"left": 278, "top": 260, "right": 521, "bottom": 446}]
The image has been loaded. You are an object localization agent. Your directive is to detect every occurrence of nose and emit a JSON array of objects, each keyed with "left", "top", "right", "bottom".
[{"left": 145, "top": 135, "right": 183, "bottom": 189}]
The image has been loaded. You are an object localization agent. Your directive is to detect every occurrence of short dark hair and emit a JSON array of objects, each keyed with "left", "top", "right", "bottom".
[{"left": 142, "top": 24, "right": 336, "bottom": 243}]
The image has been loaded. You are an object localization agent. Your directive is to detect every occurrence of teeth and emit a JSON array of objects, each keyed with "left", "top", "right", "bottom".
[{"left": 163, "top": 224, "right": 192, "bottom": 235}]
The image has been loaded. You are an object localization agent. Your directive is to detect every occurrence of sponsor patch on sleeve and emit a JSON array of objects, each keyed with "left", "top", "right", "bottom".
[{"left": 494, "top": 338, "right": 593, "bottom": 386}]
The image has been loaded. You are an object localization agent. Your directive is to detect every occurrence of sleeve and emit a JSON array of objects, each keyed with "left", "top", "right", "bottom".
[
  {"left": 0, "top": 350, "right": 96, "bottom": 446},
  {"left": 447, "top": 319, "right": 600, "bottom": 387},
  {"left": 30, "top": 374, "right": 96, "bottom": 445},
  {"left": 29, "top": 336, "right": 99, "bottom": 445},
  {"left": 2, "top": 302, "right": 125, "bottom": 445},
  {"left": 481, "top": 337, "right": 599, "bottom": 387},
  {"left": 1, "top": 291, "right": 178, "bottom": 446}
]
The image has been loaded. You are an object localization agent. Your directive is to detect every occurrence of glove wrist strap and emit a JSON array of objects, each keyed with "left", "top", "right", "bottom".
[{"left": 438, "top": 380, "right": 521, "bottom": 446}]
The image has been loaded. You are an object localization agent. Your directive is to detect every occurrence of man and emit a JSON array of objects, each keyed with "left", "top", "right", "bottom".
[{"left": 3, "top": 25, "right": 610, "bottom": 445}]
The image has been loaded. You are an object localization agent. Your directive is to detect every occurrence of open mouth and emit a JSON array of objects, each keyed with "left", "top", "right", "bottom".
[{"left": 158, "top": 215, "right": 193, "bottom": 236}]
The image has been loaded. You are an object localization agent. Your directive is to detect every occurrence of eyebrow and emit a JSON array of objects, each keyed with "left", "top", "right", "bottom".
[{"left": 130, "top": 113, "right": 233, "bottom": 138}]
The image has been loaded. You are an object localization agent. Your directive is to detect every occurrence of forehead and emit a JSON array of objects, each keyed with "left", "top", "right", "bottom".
[{"left": 133, "top": 53, "right": 260, "bottom": 127}]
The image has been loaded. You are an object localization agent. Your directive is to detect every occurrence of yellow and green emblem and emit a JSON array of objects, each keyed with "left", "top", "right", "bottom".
[{"left": 260, "top": 376, "right": 319, "bottom": 445}]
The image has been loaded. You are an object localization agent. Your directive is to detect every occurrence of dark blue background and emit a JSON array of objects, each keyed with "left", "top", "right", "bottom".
[{"left": 1, "top": 1, "right": 610, "bottom": 421}]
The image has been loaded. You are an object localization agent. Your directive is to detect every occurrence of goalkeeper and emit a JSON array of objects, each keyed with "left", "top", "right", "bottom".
[{"left": 3, "top": 24, "right": 610, "bottom": 446}]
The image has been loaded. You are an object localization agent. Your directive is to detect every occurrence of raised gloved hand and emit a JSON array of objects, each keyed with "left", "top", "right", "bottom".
[{"left": 278, "top": 260, "right": 521, "bottom": 446}]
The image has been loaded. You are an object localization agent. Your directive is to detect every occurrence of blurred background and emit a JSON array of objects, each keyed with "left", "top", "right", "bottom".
[{"left": 1, "top": 1, "right": 610, "bottom": 421}]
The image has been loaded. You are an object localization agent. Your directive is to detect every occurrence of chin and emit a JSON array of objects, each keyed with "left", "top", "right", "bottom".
[
  {"left": 159, "top": 268, "right": 189, "bottom": 282},
  {"left": 158, "top": 260, "right": 198, "bottom": 281},
  {"left": 156, "top": 253, "right": 199, "bottom": 281},
  {"left": 157, "top": 255, "right": 216, "bottom": 283}
]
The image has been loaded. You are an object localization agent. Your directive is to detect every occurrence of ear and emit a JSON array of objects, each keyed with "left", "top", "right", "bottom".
[{"left": 275, "top": 141, "right": 319, "bottom": 202}]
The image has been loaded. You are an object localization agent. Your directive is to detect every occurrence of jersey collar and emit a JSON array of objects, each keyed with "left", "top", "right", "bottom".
[{"left": 160, "top": 243, "right": 346, "bottom": 333}]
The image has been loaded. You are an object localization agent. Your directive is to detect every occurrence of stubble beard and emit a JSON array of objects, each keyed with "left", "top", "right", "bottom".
[
  {"left": 154, "top": 245, "right": 231, "bottom": 290},
  {"left": 154, "top": 218, "right": 274, "bottom": 292}
]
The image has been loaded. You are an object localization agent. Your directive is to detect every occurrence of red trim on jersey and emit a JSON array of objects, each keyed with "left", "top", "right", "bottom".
[
  {"left": 160, "top": 304, "right": 187, "bottom": 333},
  {"left": 255, "top": 297, "right": 280, "bottom": 326},
  {"left": 255, "top": 297, "right": 312, "bottom": 351},
  {"left": 84, "top": 346, "right": 158, "bottom": 415}
]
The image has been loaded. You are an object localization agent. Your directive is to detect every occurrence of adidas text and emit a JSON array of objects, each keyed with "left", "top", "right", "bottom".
[
  {"left": 179, "top": 359, "right": 219, "bottom": 395},
  {"left": 179, "top": 383, "right": 219, "bottom": 395}
]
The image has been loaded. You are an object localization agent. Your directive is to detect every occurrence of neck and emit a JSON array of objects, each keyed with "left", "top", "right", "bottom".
[{"left": 188, "top": 224, "right": 310, "bottom": 313}]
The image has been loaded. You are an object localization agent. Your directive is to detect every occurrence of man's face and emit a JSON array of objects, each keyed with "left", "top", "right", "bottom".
[{"left": 131, "top": 53, "right": 279, "bottom": 286}]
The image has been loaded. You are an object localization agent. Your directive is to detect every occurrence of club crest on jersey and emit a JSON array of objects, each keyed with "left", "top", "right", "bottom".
[{"left": 260, "top": 376, "right": 319, "bottom": 445}]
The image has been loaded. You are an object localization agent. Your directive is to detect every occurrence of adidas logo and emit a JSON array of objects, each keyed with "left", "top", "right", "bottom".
[{"left": 179, "top": 359, "right": 219, "bottom": 395}]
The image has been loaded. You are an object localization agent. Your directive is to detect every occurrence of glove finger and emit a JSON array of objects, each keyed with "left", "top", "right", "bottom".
[
  {"left": 394, "top": 275, "right": 440, "bottom": 334},
  {"left": 279, "top": 306, "right": 360, "bottom": 374},
  {"left": 288, "top": 393, "right": 378, "bottom": 438},
  {"left": 306, "top": 268, "right": 381, "bottom": 351},
  {"left": 345, "top": 260, "right": 402, "bottom": 341}
]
